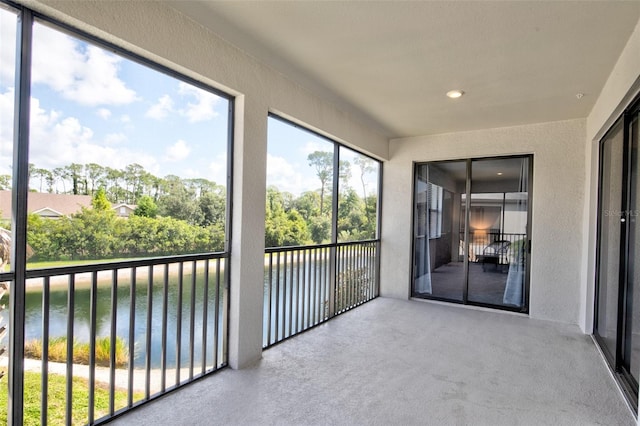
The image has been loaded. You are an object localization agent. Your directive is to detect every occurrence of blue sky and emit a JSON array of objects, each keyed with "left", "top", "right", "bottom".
[
  {"left": 267, "top": 118, "right": 380, "bottom": 198},
  {"left": 1, "top": 17, "right": 229, "bottom": 192},
  {"left": 0, "top": 10, "right": 378, "bottom": 198}
]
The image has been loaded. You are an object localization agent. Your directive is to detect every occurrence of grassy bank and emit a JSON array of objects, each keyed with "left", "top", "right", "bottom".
[
  {"left": 0, "top": 371, "right": 140, "bottom": 425},
  {"left": 24, "top": 336, "right": 128, "bottom": 368}
]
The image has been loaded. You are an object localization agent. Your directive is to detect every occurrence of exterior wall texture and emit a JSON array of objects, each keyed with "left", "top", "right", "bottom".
[{"left": 381, "top": 119, "right": 587, "bottom": 325}]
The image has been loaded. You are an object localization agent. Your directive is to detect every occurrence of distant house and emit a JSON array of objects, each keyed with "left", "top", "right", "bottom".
[
  {"left": 0, "top": 191, "right": 138, "bottom": 220},
  {"left": 0, "top": 191, "right": 92, "bottom": 220},
  {"left": 113, "top": 203, "right": 136, "bottom": 218}
]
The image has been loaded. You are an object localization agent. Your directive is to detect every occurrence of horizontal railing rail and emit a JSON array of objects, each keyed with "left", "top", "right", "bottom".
[
  {"left": 263, "top": 240, "right": 379, "bottom": 348},
  {"left": 4, "top": 253, "right": 228, "bottom": 425},
  {"left": 264, "top": 239, "right": 379, "bottom": 254}
]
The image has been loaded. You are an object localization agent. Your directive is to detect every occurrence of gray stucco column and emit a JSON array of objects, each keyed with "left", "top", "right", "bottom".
[{"left": 228, "top": 96, "right": 267, "bottom": 369}]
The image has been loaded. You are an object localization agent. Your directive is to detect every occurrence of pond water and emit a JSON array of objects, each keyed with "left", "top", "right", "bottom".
[
  {"left": 24, "top": 266, "right": 226, "bottom": 370},
  {"left": 21, "top": 251, "right": 373, "bottom": 369}
]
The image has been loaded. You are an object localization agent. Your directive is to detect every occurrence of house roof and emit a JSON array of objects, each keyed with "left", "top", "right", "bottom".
[
  {"left": 168, "top": 1, "right": 640, "bottom": 138},
  {"left": 112, "top": 203, "right": 136, "bottom": 211},
  {"left": 0, "top": 191, "right": 92, "bottom": 220},
  {"left": 31, "top": 207, "right": 65, "bottom": 218}
]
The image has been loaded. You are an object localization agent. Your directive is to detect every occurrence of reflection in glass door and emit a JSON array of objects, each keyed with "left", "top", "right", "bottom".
[
  {"left": 595, "top": 119, "right": 624, "bottom": 364},
  {"left": 413, "top": 161, "right": 467, "bottom": 302},
  {"left": 594, "top": 99, "right": 640, "bottom": 410},
  {"left": 412, "top": 156, "right": 532, "bottom": 312},
  {"left": 468, "top": 158, "right": 530, "bottom": 308},
  {"left": 625, "top": 111, "right": 639, "bottom": 387}
]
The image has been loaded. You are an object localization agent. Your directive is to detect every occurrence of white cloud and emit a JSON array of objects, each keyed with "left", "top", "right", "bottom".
[
  {"left": 178, "top": 82, "right": 220, "bottom": 123},
  {"left": 97, "top": 108, "right": 111, "bottom": 120},
  {"left": 145, "top": 94, "right": 173, "bottom": 120},
  {"left": 266, "top": 154, "right": 319, "bottom": 196},
  {"left": 23, "top": 95, "right": 158, "bottom": 177},
  {"left": 301, "top": 140, "right": 330, "bottom": 157},
  {"left": 0, "top": 88, "right": 15, "bottom": 175},
  {"left": 30, "top": 23, "right": 138, "bottom": 106},
  {"left": 165, "top": 140, "right": 191, "bottom": 162},
  {"left": 120, "top": 115, "right": 131, "bottom": 123},
  {"left": 182, "top": 168, "right": 200, "bottom": 178},
  {"left": 0, "top": 10, "right": 17, "bottom": 84},
  {"left": 208, "top": 152, "right": 227, "bottom": 186},
  {"left": 104, "top": 133, "right": 127, "bottom": 145}
]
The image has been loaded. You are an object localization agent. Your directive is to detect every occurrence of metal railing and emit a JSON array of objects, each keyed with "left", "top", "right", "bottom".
[
  {"left": 3, "top": 253, "right": 228, "bottom": 425},
  {"left": 465, "top": 232, "right": 526, "bottom": 265},
  {"left": 263, "top": 240, "right": 379, "bottom": 348},
  {"left": 335, "top": 240, "right": 379, "bottom": 314}
]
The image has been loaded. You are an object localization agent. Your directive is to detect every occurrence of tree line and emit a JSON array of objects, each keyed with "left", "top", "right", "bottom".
[
  {"left": 266, "top": 151, "right": 378, "bottom": 247},
  {"left": 26, "top": 189, "right": 225, "bottom": 261},
  {"left": 2, "top": 152, "right": 378, "bottom": 262}
]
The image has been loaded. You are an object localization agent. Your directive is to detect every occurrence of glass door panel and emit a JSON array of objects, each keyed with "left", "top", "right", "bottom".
[
  {"left": 413, "top": 161, "right": 467, "bottom": 302},
  {"left": 623, "top": 113, "right": 639, "bottom": 385},
  {"left": 594, "top": 103, "right": 640, "bottom": 412},
  {"left": 467, "top": 157, "right": 530, "bottom": 309},
  {"left": 595, "top": 120, "right": 625, "bottom": 363}
]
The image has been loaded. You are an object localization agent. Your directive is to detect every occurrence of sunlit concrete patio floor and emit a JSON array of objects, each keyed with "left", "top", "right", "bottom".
[{"left": 109, "top": 297, "right": 635, "bottom": 425}]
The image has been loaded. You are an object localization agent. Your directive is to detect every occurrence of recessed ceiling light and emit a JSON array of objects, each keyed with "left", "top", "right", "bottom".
[
  {"left": 497, "top": 172, "right": 503, "bottom": 176},
  {"left": 446, "top": 90, "right": 464, "bottom": 99}
]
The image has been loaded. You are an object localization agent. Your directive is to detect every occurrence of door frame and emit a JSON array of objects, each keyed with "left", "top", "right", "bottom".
[
  {"left": 410, "top": 154, "right": 534, "bottom": 314},
  {"left": 593, "top": 94, "right": 640, "bottom": 412}
]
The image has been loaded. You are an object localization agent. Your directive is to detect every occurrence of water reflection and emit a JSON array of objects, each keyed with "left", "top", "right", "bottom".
[{"left": 24, "top": 263, "right": 226, "bottom": 369}]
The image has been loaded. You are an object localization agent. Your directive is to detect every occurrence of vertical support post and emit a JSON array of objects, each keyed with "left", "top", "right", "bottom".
[
  {"left": 228, "top": 97, "right": 266, "bottom": 368},
  {"left": 8, "top": 9, "right": 33, "bottom": 426},
  {"left": 109, "top": 270, "right": 118, "bottom": 414},
  {"left": 175, "top": 263, "right": 183, "bottom": 385},
  {"left": 201, "top": 260, "right": 209, "bottom": 374},
  {"left": 88, "top": 272, "right": 98, "bottom": 424},
  {"left": 375, "top": 164, "right": 383, "bottom": 297},
  {"left": 145, "top": 266, "right": 154, "bottom": 396},
  {"left": 328, "top": 144, "right": 340, "bottom": 318},
  {"left": 463, "top": 159, "right": 472, "bottom": 304},
  {"left": 128, "top": 268, "right": 136, "bottom": 406},
  {"left": 214, "top": 258, "right": 221, "bottom": 368},
  {"left": 188, "top": 261, "right": 196, "bottom": 379},
  {"left": 40, "top": 277, "right": 50, "bottom": 426},
  {"left": 161, "top": 264, "right": 168, "bottom": 391},
  {"left": 65, "top": 275, "right": 75, "bottom": 425}
]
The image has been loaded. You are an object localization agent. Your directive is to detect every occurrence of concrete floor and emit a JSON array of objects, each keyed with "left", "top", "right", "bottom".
[
  {"left": 108, "top": 298, "right": 635, "bottom": 426},
  {"left": 424, "top": 262, "right": 519, "bottom": 307}
]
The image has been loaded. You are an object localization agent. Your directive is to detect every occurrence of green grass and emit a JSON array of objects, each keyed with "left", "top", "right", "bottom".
[
  {"left": 0, "top": 371, "right": 142, "bottom": 425},
  {"left": 3, "top": 258, "right": 133, "bottom": 272},
  {"left": 24, "top": 336, "right": 128, "bottom": 368},
  {"left": 26, "top": 258, "right": 132, "bottom": 269}
]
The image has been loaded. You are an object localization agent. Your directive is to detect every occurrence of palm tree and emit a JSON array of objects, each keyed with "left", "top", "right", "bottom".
[
  {"left": 0, "top": 227, "right": 34, "bottom": 271},
  {"left": 0, "top": 227, "right": 10, "bottom": 382},
  {"left": 0, "top": 227, "right": 11, "bottom": 271}
]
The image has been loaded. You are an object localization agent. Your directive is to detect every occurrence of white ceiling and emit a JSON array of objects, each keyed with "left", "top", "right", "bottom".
[{"left": 168, "top": 1, "right": 640, "bottom": 139}]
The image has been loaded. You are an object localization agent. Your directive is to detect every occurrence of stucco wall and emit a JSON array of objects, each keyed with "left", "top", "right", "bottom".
[
  {"left": 587, "top": 18, "right": 640, "bottom": 143},
  {"left": 381, "top": 119, "right": 587, "bottom": 325}
]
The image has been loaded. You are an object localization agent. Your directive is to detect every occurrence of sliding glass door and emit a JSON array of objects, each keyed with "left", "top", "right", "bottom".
[
  {"left": 413, "top": 160, "right": 466, "bottom": 302},
  {"left": 412, "top": 156, "right": 532, "bottom": 312},
  {"left": 595, "top": 98, "right": 640, "bottom": 409},
  {"left": 595, "top": 119, "right": 625, "bottom": 364}
]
